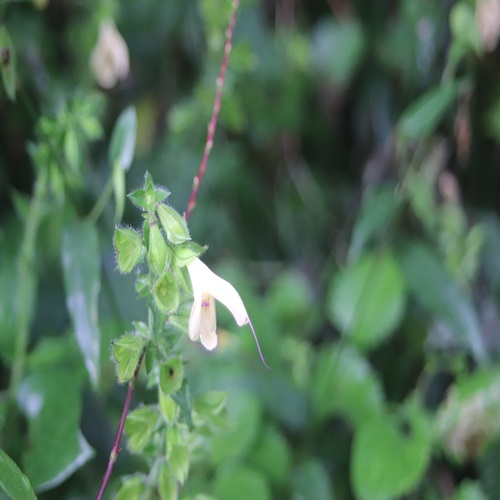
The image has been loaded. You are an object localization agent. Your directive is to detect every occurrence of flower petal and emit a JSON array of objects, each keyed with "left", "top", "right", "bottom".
[
  {"left": 187, "top": 258, "right": 249, "bottom": 326},
  {"left": 189, "top": 292, "right": 218, "bottom": 350}
]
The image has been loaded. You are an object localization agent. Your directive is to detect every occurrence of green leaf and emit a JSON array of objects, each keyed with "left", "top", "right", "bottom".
[
  {"left": 116, "top": 474, "right": 146, "bottom": 500},
  {"left": 159, "top": 393, "right": 179, "bottom": 424},
  {"left": 0, "top": 27, "right": 16, "bottom": 101},
  {"left": 349, "top": 185, "right": 402, "bottom": 260},
  {"left": 312, "top": 18, "right": 365, "bottom": 85},
  {"left": 292, "top": 458, "right": 333, "bottom": 500},
  {"left": 169, "top": 444, "right": 189, "bottom": 484},
  {"left": 63, "top": 128, "right": 79, "bottom": 172},
  {"left": 250, "top": 425, "right": 291, "bottom": 485},
  {"left": 158, "top": 462, "right": 177, "bottom": 500},
  {"left": 0, "top": 449, "right": 36, "bottom": 500},
  {"left": 125, "top": 405, "right": 159, "bottom": 453},
  {"left": 109, "top": 106, "right": 137, "bottom": 172},
  {"left": 213, "top": 462, "right": 271, "bottom": 500},
  {"left": 153, "top": 271, "right": 180, "bottom": 314},
  {"left": 453, "top": 481, "right": 488, "bottom": 500},
  {"left": 210, "top": 394, "right": 262, "bottom": 465},
  {"left": 328, "top": 251, "right": 406, "bottom": 349},
  {"left": 112, "top": 333, "right": 145, "bottom": 383},
  {"left": 18, "top": 345, "right": 93, "bottom": 491},
  {"left": 193, "top": 391, "right": 227, "bottom": 417},
  {"left": 398, "top": 242, "right": 487, "bottom": 362},
  {"left": 311, "top": 344, "right": 384, "bottom": 426},
  {"left": 62, "top": 218, "right": 101, "bottom": 386},
  {"left": 114, "top": 227, "right": 145, "bottom": 273},
  {"left": 159, "top": 358, "right": 184, "bottom": 395},
  {"left": 351, "top": 399, "right": 432, "bottom": 500},
  {"left": 113, "top": 166, "right": 126, "bottom": 222},
  {"left": 156, "top": 203, "right": 191, "bottom": 244},
  {"left": 398, "top": 81, "right": 460, "bottom": 141}
]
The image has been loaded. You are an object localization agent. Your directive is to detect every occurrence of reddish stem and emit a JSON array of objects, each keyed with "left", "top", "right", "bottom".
[
  {"left": 96, "top": 350, "right": 144, "bottom": 500},
  {"left": 185, "top": 0, "right": 240, "bottom": 222},
  {"left": 96, "top": 2, "right": 240, "bottom": 497}
]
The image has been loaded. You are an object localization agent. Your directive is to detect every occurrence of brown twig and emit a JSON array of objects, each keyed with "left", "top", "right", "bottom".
[
  {"left": 185, "top": 0, "right": 240, "bottom": 222},
  {"left": 96, "top": 2, "right": 240, "bottom": 497},
  {"left": 96, "top": 350, "right": 144, "bottom": 500}
]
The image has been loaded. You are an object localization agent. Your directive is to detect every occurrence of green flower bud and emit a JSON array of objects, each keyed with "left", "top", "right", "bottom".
[
  {"left": 157, "top": 203, "right": 191, "bottom": 244},
  {"left": 153, "top": 271, "right": 179, "bottom": 313},
  {"left": 113, "top": 227, "right": 145, "bottom": 273},
  {"left": 147, "top": 222, "right": 170, "bottom": 275}
]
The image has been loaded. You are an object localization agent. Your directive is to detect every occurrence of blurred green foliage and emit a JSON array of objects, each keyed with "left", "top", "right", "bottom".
[{"left": 2, "top": 0, "right": 500, "bottom": 498}]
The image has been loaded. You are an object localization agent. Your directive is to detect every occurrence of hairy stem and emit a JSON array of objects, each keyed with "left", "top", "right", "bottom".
[{"left": 185, "top": 0, "right": 240, "bottom": 222}]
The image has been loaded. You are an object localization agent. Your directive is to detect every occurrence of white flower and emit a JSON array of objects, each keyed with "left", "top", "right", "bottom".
[
  {"left": 187, "top": 258, "right": 269, "bottom": 368},
  {"left": 90, "top": 19, "right": 130, "bottom": 89}
]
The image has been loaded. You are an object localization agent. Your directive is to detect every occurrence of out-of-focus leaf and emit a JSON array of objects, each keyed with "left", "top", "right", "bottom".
[
  {"left": 62, "top": 218, "right": 101, "bottom": 386},
  {"left": 158, "top": 462, "right": 177, "bottom": 500},
  {"left": 18, "top": 340, "right": 93, "bottom": 492},
  {"left": 250, "top": 425, "right": 291, "bottom": 485},
  {"left": 0, "top": 26, "right": 16, "bottom": 101},
  {"left": 398, "top": 82, "right": 460, "bottom": 141},
  {"left": 210, "top": 393, "right": 262, "bottom": 465},
  {"left": 453, "top": 481, "right": 488, "bottom": 500},
  {"left": 436, "top": 369, "right": 500, "bottom": 462},
  {"left": 351, "top": 398, "right": 432, "bottom": 500},
  {"left": 113, "top": 166, "right": 126, "bottom": 222},
  {"left": 115, "top": 474, "right": 146, "bottom": 500},
  {"left": 0, "top": 449, "right": 36, "bottom": 500},
  {"left": 292, "top": 458, "right": 333, "bottom": 500},
  {"left": 109, "top": 106, "right": 137, "bottom": 172},
  {"left": 398, "top": 242, "right": 487, "bottom": 362},
  {"left": 349, "top": 185, "right": 402, "bottom": 260},
  {"left": 312, "top": 18, "right": 365, "bottom": 85},
  {"left": 169, "top": 444, "right": 189, "bottom": 484},
  {"left": 311, "top": 344, "right": 384, "bottom": 426},
  {"left": 213, "top": 462, "right": 271, "bottom": 500},
  {"left": 328, "top": 251, "right": 406, "bottom": 349},
  {"left": 63, "top": 128, "right": 79, "bottom": 173}
]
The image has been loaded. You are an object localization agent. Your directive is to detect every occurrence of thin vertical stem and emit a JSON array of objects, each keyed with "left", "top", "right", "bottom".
[
  {"left": 185, "top": 0, "right": 240, "bottom": 222},
  {"left": 96, "top": 349, "right": 144, "bottom": 500},
  {"left": 9, "top": 173, "right": 47, "bottom": 401}
]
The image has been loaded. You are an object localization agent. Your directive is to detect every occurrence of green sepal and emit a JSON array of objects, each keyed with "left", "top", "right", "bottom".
[
  {"left": 147, "top": 222, "right": 170, "bottom": 276},
  {"left": 159, "top": 357, "right": 184, "bottom": 395},
  {"left": 114, "top": 227, "right": 145, "bottom": 273},
  {"left": 153, "top": 272, "right": 180, "bottom": 314},
  {"left": 157, "top": 203, "right": 191, "bottom": 244},
  {"left": 172, "top": 241, "right": 207, "bottom": 268},
  {"left": 128, "top": 188, "right": 148, "bottom": 210},
  {"left": 112, "top": 333, "right": 146, "bottom": 383},
  {"left": 159, "top": 392, "right": 179, "bottom": 424},
  {"left": 124, "top": 405, "right": 159, "bottom": 453}
]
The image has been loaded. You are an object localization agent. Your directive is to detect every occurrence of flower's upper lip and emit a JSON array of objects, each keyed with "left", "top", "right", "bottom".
[{"left": 187, "top": 258, "right": 270, "bottom": 369}]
